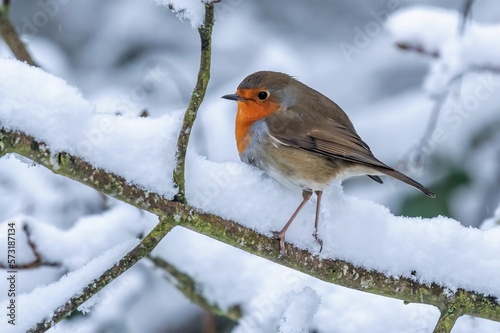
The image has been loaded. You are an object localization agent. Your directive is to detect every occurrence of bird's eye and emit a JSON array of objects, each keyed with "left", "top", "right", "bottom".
[{"left": 257, "top": 91, "right": 269, "bottom": 100}]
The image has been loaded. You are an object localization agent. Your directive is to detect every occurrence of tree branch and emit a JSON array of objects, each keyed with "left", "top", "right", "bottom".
[
  {"left": 0, "top": 199, "right": 236, "bottom": 330},
  {"left": 14, "top": 224, "right": 61, "bottom": 269},
  {"left": 394, "top": 41, "right": 440, "bottom": 58},
  {"left": 392, "top": 0, "right": 499, "bottom": 73},
  {"left": 433, "top": 308, "right": 461, "bottom": 333},
  {"left": 27, "top": 216, "right": 176, "bottom": 333},
  {"left": 1, "top": 2, "right": 498, "bottom": 332},
  {"left": 2, "top": 129, "right": 499, "bottom": 332},
  {"left": 173, "top": 2, "right": 214, "bottom": 203},
  {"left": 460, "top": 0, "right": 475, "bottom": 34},
  {"left": 398, "top": 73, "right": 464, "bottom": 172},
  {"left": 394, "top": 43, "right": 500, "bottom": 74},
  {"left": 0, "top": 224, "right": 60, "bottom": 269},
  {"left": 0, "top": 4, "right": 38, "bottom": 66},
  {"left": 148, "top": 255, "right": 242, "bottom": 321},
  {"left": 395, "top": 0, "right": 498, "bottom": 171}
]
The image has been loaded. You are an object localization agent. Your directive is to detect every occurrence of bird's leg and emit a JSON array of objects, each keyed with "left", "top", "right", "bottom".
[
  {"left": 313, "top": 190, "right": 324, "bottom": 252},
  {"left": 273, "top": 190, "right": 312, "bottom": 255}
]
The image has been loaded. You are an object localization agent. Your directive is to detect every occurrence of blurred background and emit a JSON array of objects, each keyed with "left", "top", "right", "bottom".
[{"left": 1, "top": 0, "right": 499, "bottom": 332}]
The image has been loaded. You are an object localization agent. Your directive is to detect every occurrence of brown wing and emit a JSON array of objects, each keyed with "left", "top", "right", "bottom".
[
  {"left": 264, "top": 106, "right": 394, "bottom": 172},
  {"left": 264, "top": 105, "right": 435, "bottom": 197}
]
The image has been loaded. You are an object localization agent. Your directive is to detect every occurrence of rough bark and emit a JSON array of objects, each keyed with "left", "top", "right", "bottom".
[{"left": 1, "top": 128, "right": 499, "bottom": 333}]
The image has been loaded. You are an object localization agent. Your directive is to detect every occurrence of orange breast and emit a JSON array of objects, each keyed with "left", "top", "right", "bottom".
[{"left": 234, "top": 89, "right": 280, "bottom": 155}]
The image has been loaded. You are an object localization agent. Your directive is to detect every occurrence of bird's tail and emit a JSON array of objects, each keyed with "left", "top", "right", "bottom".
[{"left": 376, "top": 168, "right": 435, "bottom": 198}]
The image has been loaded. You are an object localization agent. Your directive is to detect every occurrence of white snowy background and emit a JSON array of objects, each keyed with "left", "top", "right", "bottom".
[{"left": 1, "top": 0, "right": 500, "bottom": 332}]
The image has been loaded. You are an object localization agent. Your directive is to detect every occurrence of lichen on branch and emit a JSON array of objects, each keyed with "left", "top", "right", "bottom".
[
  {"left": 27, "top": 216, "right": 175, "bottom": 333},
  {"left": 173, "top": 2, "right": 215, "bottom": 203},
  {"left": 1, "top": 1, "right": 499, "bottom": 333},
  {"left": 1, "top": 128, "right": 499, "bottom": 333}
]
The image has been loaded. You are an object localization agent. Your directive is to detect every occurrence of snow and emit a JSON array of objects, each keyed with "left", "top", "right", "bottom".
[
  {"left": 481, "top": 204, "right": 500, "bottom": 230},
  {"left": 153, "top": 0, "right": 207, "bottom": 28},
  {"left": 18, "top": 205, "right": 155, "bottom": 270},
  {"left": 0, "top": 238, "right": 138, "bottom": 333},
  {"left": 386, "top": 6, "right": 500, "bottom": 94},
  {"left": 276, "top": 288, "right": 321, "bottom": 333},
  {"left": 0, "top": 203, "right": 156, "bottom": 333},
  {"left": 462, "top": 23, "right": 500, "bottom": 71},
  {"left": 186, "top": 153, "right": 500, "bottom": 297},
  {"left": 385, "top": 6, "right": 459, "bottom": 56},
  {"left": 0, "top": 59, "right": 184, "bottom": 198},
  {"left": 1, "top": 2, "right": 500, "bottom": 332},
  {"left": 0, "top": 56, "right": 499, "bottom": 331},
  {"left": 155, "top": 228, "right": 499, "bottom": 333}
]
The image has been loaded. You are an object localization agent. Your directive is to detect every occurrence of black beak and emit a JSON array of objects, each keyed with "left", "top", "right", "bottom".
[{"left": 221, "top": 93, "right": 244, "bottom": 101}]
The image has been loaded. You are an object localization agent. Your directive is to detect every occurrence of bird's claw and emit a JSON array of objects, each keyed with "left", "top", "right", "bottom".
[
  {"left": 272, "top": 230, "right": 287, "bottom": 256},
  {"left": 313, "top": 231, "right": 323, "bottom": 253}
]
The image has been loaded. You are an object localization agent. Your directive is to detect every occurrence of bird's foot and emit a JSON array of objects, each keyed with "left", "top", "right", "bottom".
[
  {"left": 313, "top": 230, "right": 323, "bottom": 253},
  {"left": 272, "top": 230, "right": 287, "bottom": 256}
]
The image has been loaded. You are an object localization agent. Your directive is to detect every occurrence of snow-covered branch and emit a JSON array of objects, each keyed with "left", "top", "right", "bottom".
[
  {"left": 386, "top": 5, "right": 500, "bottom": 91},
  {"left": 0, "top": 223, "right": 59, "bottom": 269},
  {"left": 1, "top": 128, "right": 500, "bottom": 332},
  {"left": 1, "top": 2, "right": 500, "bottom": 333},
  {"left": 27, "top": 216, "right": 175, "bottom": 333},
  {"left": 386, "top": 4, "right": 500, "bottom": 172},
  {"left": 148, "top": 255, "right": 242, "bottom": 321},
  {"left": 173, "top": 2, "right": 215, "bottom": 203}
]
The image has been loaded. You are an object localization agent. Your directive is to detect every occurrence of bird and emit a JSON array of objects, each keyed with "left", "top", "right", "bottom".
[{"left": 222, "top": 71, "right": 435, "bottom": 255}]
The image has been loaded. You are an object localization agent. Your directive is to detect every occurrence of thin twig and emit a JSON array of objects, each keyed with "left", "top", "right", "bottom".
[
  {"left": 23, "top": 224, "right": 45, "bottom": 267},
  {"left": 173, "top": 3, "right": 215, "bottom": 203},
  {"left": 450, "top": 0, "right": 477, "bottom": 131},
  {"left": 398, "top": 73, "right": 463, "bottom": 173},
  {"left": 394, "top": 42, "right": 500, "bottom": 73},
  {"left": 395, "top": 42, "right": 440, "bottom": 58},
  {"left": 2, "top": 0, "right": 10, "bottom": 15},
  {"left": 397, "top": 0, "right": 481, "bottom": 172},
  {"left": 21, "top": 224, "right": 60, "bottom": 269},
  {"left": 27, "top": 216, "right": 175, "bottom": 333},
  {"left": 460, "top": 0, "right": 476, "bottom": 35},
  {"left": 469, "top": 64, "right": 500, "bottom": 74},
  {"left": 433, "top": 305, "right": 462, "bottom": 333},
  {"left": 0, "top": 223, "right": 60, "bottom": 269},
  {"left": 0, "top": 6, "right": 37, "bottom": 66},
  {"left": 148, "top": 255, "right": 242, "bottom": 321}
]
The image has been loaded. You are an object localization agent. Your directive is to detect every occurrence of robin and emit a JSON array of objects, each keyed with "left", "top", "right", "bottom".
[{"left": 222, "top": 71, "right": 435, "bottom": 255}]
